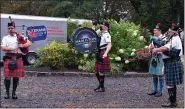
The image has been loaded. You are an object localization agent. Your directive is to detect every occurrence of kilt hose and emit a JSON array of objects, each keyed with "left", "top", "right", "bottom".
[
  {"left": 4, "top": 56, "right": 24, "bottom": 78},
  {"left": 95, "top": 51, "right": 111, "bottom": 73},
  {"left": 164, "top": 58, "right": 184, "bottom": 86}
]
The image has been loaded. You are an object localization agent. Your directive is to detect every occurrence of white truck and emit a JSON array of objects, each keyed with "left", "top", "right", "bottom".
[{"left": 1, "top": 13, "right": 90, "bottom": 65}]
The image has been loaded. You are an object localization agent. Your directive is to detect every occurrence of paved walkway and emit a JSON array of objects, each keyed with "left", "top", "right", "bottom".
[{"left": 1, "top": 72, "right": 184, "bottom": 108}]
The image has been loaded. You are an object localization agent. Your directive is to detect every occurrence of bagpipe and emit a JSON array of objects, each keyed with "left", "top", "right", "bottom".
[
  {"left": 151, "top": 31, "right": 181, "bottom": 58},
  {"left": 151, "top": 30, "right": 179, "bottom": 48},
  {"left": 9, "top": 16, "right": 29, "bottom": 54},
  {"left": 150, "top": 36, "right": 165, "bottom": 48}
]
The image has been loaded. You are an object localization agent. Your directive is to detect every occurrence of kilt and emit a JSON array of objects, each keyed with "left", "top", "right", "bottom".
[
  {"left": 163, "top": 58, "right": 184, "bottom": 86},
  {"left": 3, "top": 56, "right": 24, "bottom": 78},
  {"left": 95, "top": 51, "right": 111, "bottom": 73}
]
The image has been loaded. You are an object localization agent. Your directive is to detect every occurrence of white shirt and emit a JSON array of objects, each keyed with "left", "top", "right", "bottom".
[
  {"left": 164, "top": 35, "right": 183, "bottom": 58},
  {"left": 1, "top": 34, "right": 21, "bottom": 53},
  {"left": 180, "top": 31, "right": 184, "bottom": 40},
  {"left": 100, "top": 31, "right": 111, "bottom": 49}
]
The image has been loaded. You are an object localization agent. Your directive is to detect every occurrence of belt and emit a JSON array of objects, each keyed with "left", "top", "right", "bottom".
[
  {"left": 5, "top": 53, "right": 22, "bottom": 59},
  {"left": 98, "top": 48, "right": 106, "bottom": 52}
]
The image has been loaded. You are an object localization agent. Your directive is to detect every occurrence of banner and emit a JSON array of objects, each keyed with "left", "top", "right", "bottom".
[{"left": 26, "top": 25, "right": 47, "bottom": 41}]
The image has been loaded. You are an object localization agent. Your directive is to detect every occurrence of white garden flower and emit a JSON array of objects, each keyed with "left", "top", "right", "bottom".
[
  {"left": 75, "top": 50, "right": 78, "bottom": 54},
  {"left": 114, "top": 20, "right": 118, "bottom": 24},
  {"left": 83, "top": 54, "right": 88, "bottom": 58},
  {"left": 96, "top": 29, "right": 101, "bottom": 34},
  {"left": 82, "top": 66, "right": 86, "bottom": 71},
  {"left": 78, "top": 66, "right": 82, "bottom": 70},
  {"left": 71, "top": 48, "right": 75, "bottom": 52},
  {"left": 115, "top": 56, "right": 121, "bottom": 61},
  {"left": 110, "top": 57, "right": 114, "bottom": 60},
  {"left": 135, "top": 30, "right": 139, "bottom": 33},
  {"left": 119, "top": 49, "right": 124, "bottom": 54},
  {"left": 80, "top": 59, "right": 84, "bottom": 64},
  {"left": 139, "top": 36, "right": 144, "bottom": 41},
  {"left": 131, "top": 52, "right": 135, "bottom": 56},
  {"left": 132, "top": 31, "right": 137, "bottom": 36},
  {"left": 132, "top": 49, "right": 136, "bottom": 52},
  {"left": 125, "top": 60, "right": 130, "bottom": 64},
  {"left": 144, "top": 46, "right": 148, "bottom": 49}
]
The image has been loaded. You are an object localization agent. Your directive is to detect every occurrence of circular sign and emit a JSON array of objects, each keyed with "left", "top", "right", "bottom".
[{"left": 73, "top": 27, "right": 98, "bottom": 54}]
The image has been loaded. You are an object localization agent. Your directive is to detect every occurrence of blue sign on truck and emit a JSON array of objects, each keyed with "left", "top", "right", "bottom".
[{"left": 26, "top": 25, "right": 47, "bottom": 41}]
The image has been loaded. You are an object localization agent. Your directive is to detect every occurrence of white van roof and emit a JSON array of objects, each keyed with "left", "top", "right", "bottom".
[{"left": 0, "top": 13, "right": 90, "bottom": 24}]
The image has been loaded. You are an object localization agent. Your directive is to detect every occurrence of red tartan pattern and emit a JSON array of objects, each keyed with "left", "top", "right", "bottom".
[
  {"left": 3, "top": 58, "right": 24, "bottom": 78},
  {"left": 95, "top": 51, "right": 111, "bottom": 73}
]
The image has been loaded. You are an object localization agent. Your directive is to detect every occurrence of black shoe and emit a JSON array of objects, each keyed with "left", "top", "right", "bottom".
[
  {"left": 94, "top": 87, "right": 105, "bottom": 92},
  {"left": 148, "top": 91, "right": 157, "bottom": 95},
  {"left": 94, "top": 85, "right": 101, "bottom": 91},
  {"left": 154, "top": 92, "right": 162, "bottom": 97},
  {"left": 12, "top": 94, "right": 18, "bottom": 99},
  {"left": 4, "top": 95, "right": 10, "bottom": 99},
  {"left": 161, "top": 101, "right": 177, "bottom": 108}
]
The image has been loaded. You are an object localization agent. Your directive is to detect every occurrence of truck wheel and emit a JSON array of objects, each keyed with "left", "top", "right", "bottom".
[{"left": 24, "top": 53, "right": 37, "bottom": 65}]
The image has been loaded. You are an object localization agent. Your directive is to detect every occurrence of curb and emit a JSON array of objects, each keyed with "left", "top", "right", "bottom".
[{"left": 24, "top": 70, "right": 152, "bottom": 78}]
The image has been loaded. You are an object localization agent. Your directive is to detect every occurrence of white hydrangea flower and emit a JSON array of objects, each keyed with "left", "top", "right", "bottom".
[
  {"left": 132, "top": 31, "right": 137, "bottom": 36},
  {"left": 82, "top": 66, "right": 86, "bottom": 71},
  {"left": 139, "top": 36, "right": 144, "bottom": 41},
  {"left": 125, "top": 60, "right": 130, "bottom": 64},
  {"left": 114, "top": 20, "right": 118, "bottom": 24},
  {"left": 80, "top": 59, "right": 83, "bottom": 64},
  {"left": 144, "top": 46, "right": 148, "bottom": 49},
  {"left": 132, "top": 49, "right": 136, "bottom": 52},
  {"left": 115, "top": 56, "right": 121, "bottom": 61},
  {"left": 83, "top": 54, "right": 88, "bottom": 58},
  {"left": 119, "top": 49, "right": 124, "bottom": 54},
  {"left": 96, "top": 29, "right": 101, "bottom": 34},
  {"left": 135, "top": 30, "right": 139, "bottom": 33},
  {"left": 110, "top": 57, "right": 114, "bottom": 60},
  {"left": 71, "top": 48, "right": 75, "bottom": 52},
  {"left": 75, "top": 50, "right": 78, "bottom": 54},
  {"left": 78, "top": 66, "right": 82, "bottom": 70},
  {"left": 131, "top": 52, "right": 135, "bottom": 56}
]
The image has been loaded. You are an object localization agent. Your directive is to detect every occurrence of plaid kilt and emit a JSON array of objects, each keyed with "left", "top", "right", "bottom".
[
  {"left": 95, "top": 51, "right": 111, "bottom": 73},
  {"left": 164, "top": 58, "right": 184, "bottom": 86},
  {"left": 3, "top": 57, "right": 24, "bottom": 78}
]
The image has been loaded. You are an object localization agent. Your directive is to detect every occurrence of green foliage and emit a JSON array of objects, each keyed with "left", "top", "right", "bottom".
[
  {"left": 51, "top": 1, "right": 74, "bottom": 17},
  {"left": 67, "top": 19, "right": 79, "bottom": 39},
  {"left": 108, "top": 19, "right": 147, "bottom": 67},
  {"left": 110, "top": 62, "right": 121, "bottom": 75},
  {"left": 35, "top": 41, "right": 71, "bottom": 69},
  {"left": 109, "top": 19, "right": 145, "bottom": 54},
  {"left": 84, "top": 59, "right": 96, "bottom": 73}
]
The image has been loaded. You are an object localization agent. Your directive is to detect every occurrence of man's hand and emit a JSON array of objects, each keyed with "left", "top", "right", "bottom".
[
  {"left": 102, "top": 53, "right": 107, "bottom": 58},
  {"left": 12, "top": 47, "right": 19, "bottom": 52},
  {"left": 18, "top": 44, "right": 23, "bottom": 48},
  {"left": 152, "top": 48, "right": 158, "bottom": 55},
  {"left": 157, "top": 52, "right": 163, "bottom": 55}
]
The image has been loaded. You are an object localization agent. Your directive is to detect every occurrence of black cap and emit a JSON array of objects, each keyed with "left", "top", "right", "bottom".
[
  {"left": 100, "top": 21, "right": 109, "bottom": 28},
  {"left": 8, "top": 21, "right": 15, "bottom": 27},
  {"left": 92, "top": 20, "right": 97, "bottom": 25}
]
